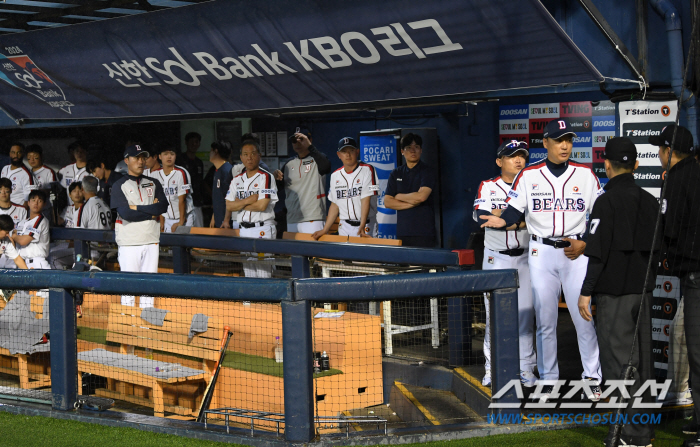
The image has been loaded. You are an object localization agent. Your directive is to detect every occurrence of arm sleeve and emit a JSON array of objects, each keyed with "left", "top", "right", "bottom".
[
  {"left": 580, "top": 257, "right": 604, "bottom": 296},
  {"left": 472, "top": 181, "right": 492, "bottom": 221},
  {"left": 501, "top": 205, "right": 524, "bottom": 227},
  {"left": 308, "top": 145, "right": 332, "bottom": 175},
  {"left": 225, "top": 179, "right": 237, "bottom": 202},
  {"left": 581, "top": 199, "right": 613, "bottom": 294},
  {"left": 385, "top": 171, "right": 397, "bottom": 197},
  {"left": 178, "top": 171, "right": 190, "bottom": 197},
  {"left": 4, "top": 240, "right": 19, "bottom": 260},
  {"left": 136, "top": 181, "right": 169, "bottom": 215},
  {"left": 504, "top": 171, "right": 528, "bottom": 212},
  {"left": 259, "top": 172, "right": 277, "bottom": 200},
  {"left": 360, "top": 166, "right": 380, "bottom": 199},
  {"left": 420, "top": 167, "right": 436, "bottom": 190},
  {"left": 111, "top": 182, "right": 157, "bottom": 221}
]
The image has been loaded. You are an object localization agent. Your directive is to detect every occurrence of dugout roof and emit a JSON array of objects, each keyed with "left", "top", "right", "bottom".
[{"left": 0, "top": 0, "right": 631, "bottom": 128}]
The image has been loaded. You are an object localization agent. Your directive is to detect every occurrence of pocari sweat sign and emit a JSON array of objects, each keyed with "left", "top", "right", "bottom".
[{"left": 360, "top": 134, "right": 398, "bottom": 239}]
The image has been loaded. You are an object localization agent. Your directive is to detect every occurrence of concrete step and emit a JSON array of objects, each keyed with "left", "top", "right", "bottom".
[
  {"left": 390, "top": 380, "right": 483, "bottom": 426},
  {"left": 451, "top": 366, "right": 492, "bottom": 417}
]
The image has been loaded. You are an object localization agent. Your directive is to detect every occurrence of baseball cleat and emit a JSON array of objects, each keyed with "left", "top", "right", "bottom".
[
  {"left": 583, "top": 377, "right": 602, "bottom": 402},
  {"left": 520, "top": 370, "right": 537, "bottom": 388},
  {"left": 533, "top": 385, "right": 554, "bottom": 403},
  {"left": 481, "top": 372, "right": 492, "bottom": 387}
]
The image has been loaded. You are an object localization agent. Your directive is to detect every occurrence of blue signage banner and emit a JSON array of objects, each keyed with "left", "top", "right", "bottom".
[
  {"left": 0, "top": 0, "right": 603, "bottom": 124},
  {"left": 360, "top": 134, "right": 399, "bottom": 239}
]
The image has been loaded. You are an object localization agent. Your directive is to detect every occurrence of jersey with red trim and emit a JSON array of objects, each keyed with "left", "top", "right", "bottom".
[
  {"left": 506, "top": 160, "right": 603, "bottom": 238},
  {"left": 0, "top": 203, "right": 27, "bottom": 229},
  {"left": 76, "top": 197, "right": 112, "bottom": 230},
  {"left": 32, "top": 166, "right": 57, "bottom": 190},
  {"left": 225, "top": 168, "right": 278, "bottom": 223},
  {"left": 149, "top": 166, "right": 194, "bottom": 220},
  {"left": 58, "top": 163, "right": 88, "bottom": 206},
  {"left": 0, "top": 236, "right": 20, "bottom": 261},
  {"left": 16, "top": 214, "right": 50, "bottom": 259},
  {"left": 1, "top": 165, "right": 37, "bottom": 204},
  {"left": 473, "top": 176, "right": 529, "bottom": 251},
  {"left": 327, "top": 163, "right": 380, "bottom": 221}
]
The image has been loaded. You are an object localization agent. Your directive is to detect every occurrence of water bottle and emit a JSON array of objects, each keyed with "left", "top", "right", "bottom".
[
  {"left": 320, "top": 351, "right": 329, "bottom": 371},
  {"left": 274, "top": 336, "right": 283, "bottom": 363}
]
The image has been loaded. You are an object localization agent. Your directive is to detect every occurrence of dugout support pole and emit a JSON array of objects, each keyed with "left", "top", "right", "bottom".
[
  {"left": 49, "top": 288, "right": 78, "bottom": 411},
  {"left": 282, "top": 299, "right": 315, "bottom": 442},
  {"left": 73, "top": 238, "right": 90, "bottom": 262},
  {"left": 490, "top": 287, "right": 520, "bottom": 416},
  {"left": 171, "top": 246, "right": 191, "bottom": 274}
]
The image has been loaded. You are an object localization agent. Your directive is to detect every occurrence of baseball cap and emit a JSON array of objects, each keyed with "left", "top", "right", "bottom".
[
  {"left": 602, "top": 137, "right": 637, "bottom": 162},
  {"left": 338, "top": 137, "right": 358, "bottom": 151},
  {"left": 124, "top": 144, "right": 149, "bottom": 158},
  {"left": 648, "top": 124, "right": 694, "bottom": 153},
  {"left": 497, "top": 140, "right": 529, "bottom": 158},
  {"left": 542, "top": 119, "right": 577, "bottom": 140}
]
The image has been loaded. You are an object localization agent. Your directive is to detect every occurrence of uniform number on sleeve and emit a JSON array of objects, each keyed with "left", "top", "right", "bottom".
[{"left": 590, "top": 218, "right": 600, "bottom": 234}]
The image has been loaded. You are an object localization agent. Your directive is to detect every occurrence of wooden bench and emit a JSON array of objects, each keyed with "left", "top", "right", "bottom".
[
  {"left": 77, "top": 303, "right": 222, "bottom": 417},
  {"left": 0, "top": 292, "right": 51, "bottom": 389}
]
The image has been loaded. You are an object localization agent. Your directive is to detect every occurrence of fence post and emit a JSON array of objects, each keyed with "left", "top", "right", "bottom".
[
  {"left": 49, "top": 288, "right": 78, "bottom": 410},
  {"left": 291, "top": 256, "right": 310, "bottom": 279},
  {"left": 171, "top": 246, "right": 190, "bottom": 274},
  {"left": 282, "top": 299, "right": 315, "bottom": 442},
  {"left": 447, "top": 296, "right": 472, "bottom": 366},
  {"left": 74, "top": 239, "right": 89, "bottom": 261},
  {"left": 490, "top": 287, "right": 520, "bottom": 416}
]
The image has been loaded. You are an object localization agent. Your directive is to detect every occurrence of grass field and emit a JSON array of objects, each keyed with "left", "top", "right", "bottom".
[{"left": 0, "top": 411, "right": 692, "bottom": 447}]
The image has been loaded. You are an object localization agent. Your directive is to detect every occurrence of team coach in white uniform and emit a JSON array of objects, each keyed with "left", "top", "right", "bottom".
[{"left": 111, "top": 145, "right": 168, "bottom": 308}]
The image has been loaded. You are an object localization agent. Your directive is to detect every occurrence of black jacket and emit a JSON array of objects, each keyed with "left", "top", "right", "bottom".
[
  {"left": 661, "top": 156, "right": 700, "bottom": 276},
  {"left": 581, "top": 173, "right": 659, "bottom": 296}
]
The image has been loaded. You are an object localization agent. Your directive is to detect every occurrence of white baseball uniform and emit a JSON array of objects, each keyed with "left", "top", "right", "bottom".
[
  {"left": 150, "top": 166, "right": 194, "bottom": 232},
  {"left": 0, "top": 236, "right": 21, "bottom": 264},
  {"left": 0, "top": 203, "right": 27, "bottom": 228},
  {"left": 226, "top": 168, "right": 278, "bottom": 277},
  {"left": 0, "top": 204, "right": 28, "bottom": 268},
  {"left": 506, "top": 159, "right": 603, "bottom": 381},
  {"left": 1, "top": 165, "right": 37, "bottom": 205},
  {"left": 327, "top": 163, "right": 380, "bottom": 237},
  {"left": 32, "top": 166, "right": 57, "bottom": 190},
  {"left": 75, "top": 197, "right": 111, "bottom": 230},
  {"left": 58, "top": 163, "right": 88, "bottom": 206},
  {"left": 473, "top": 176, "right": 535, "bottom": 374},
  {"left": 16, "top": 215, "right": 51, "bottom": 269},
  {"left": 32, "top": 165, "right": 57, "bottom": 218}
]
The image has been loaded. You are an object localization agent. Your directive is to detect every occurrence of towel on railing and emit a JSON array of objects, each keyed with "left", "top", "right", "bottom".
[
  {"left": 188, "top": 314, "right": 208, "bottom": 338},
  {"left": 140, "top": 307, "right": 168, "bottom": 327}
]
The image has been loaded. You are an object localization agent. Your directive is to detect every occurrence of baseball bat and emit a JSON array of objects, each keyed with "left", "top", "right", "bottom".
[{"left": 196, "top": 325, "right": 233, "bottom": 423}]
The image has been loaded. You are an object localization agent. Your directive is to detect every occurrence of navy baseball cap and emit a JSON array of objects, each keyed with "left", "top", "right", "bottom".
[
  {"left": 338, "top": 137, "right": 358, "bottom": 151},
  {"left": 648, "top": 124, "right": 694, "bottom": 153},
  {"left": 497, "top": 140, "right": 529, "bottom": 158},
  {"left": 123, "top": 144, "right": 149, "bottom": 158},
  {"left": 602, "top": 137, "right": 637, "bottom": 162},
  {"left": 542, "top": 119, "right": 577, "bottom": 140}
]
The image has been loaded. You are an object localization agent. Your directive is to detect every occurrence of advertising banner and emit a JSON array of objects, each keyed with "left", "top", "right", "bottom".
[
  {"left": 360, "top": 134, "right": 399, "bottom": 239},
  {"left": 0, "top": 0, "right": 603, "bottom": 123}
]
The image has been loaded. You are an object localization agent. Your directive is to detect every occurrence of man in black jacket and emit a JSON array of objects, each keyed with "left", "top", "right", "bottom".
[
  {"left": 578, "top": 137, "right": 659, "bottom": 447},
  {"left": 648, "top": 125, "right": 700, "bottom": 446}
]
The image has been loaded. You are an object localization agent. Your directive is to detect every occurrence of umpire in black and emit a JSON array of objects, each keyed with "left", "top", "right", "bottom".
[
  {"left": 577, "top": 137, "right": 658, "bottom": 447},
  {"left": 649, "top": 125, "right": 700, "bottom": 446}
]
